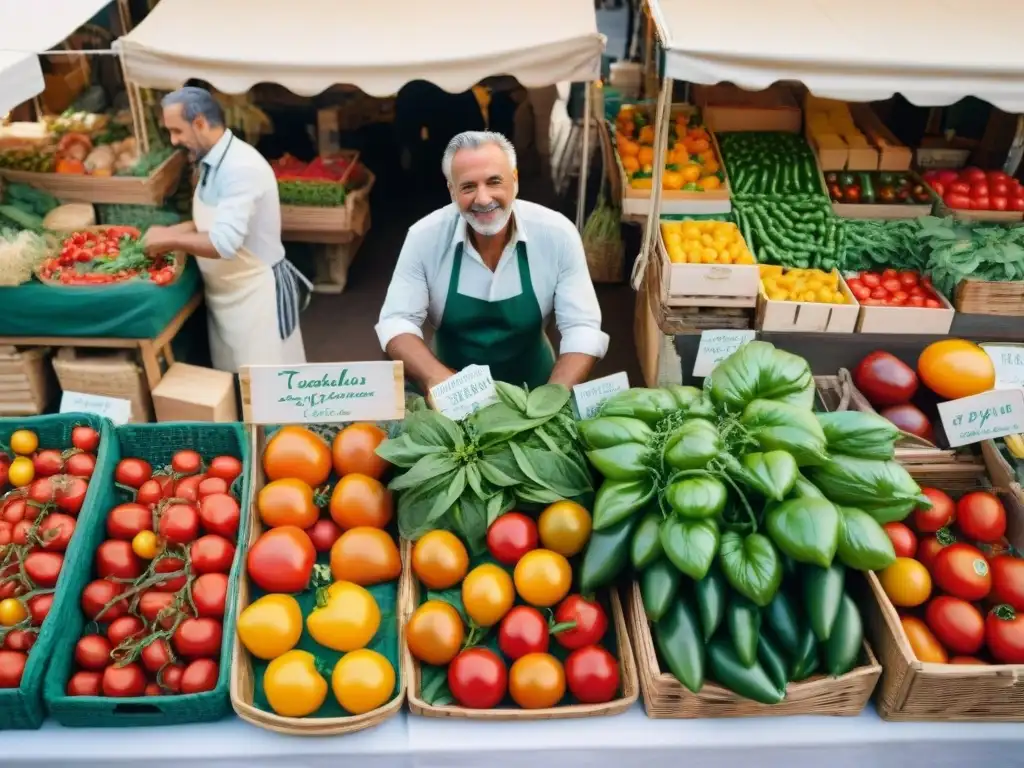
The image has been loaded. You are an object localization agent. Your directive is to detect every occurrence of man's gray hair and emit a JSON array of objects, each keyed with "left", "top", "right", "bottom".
[
  {"left": 160, "top": 86, "right": 225, "bottom": 127},
  {"left": 442, "top": 131, "right": 517, "bottom": 182}
]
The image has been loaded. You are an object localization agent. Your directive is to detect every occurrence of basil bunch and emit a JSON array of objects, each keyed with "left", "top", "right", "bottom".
[{"left": 377, "top": 383, "right": 592, "bottom": 554}]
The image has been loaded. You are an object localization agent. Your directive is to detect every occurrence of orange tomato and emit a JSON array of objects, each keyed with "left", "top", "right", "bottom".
[
  {"left": 680, "top": 163, "right": 702, "bottom": 184},
  {"left": 332, "top": 424, "right": 389, "bottom": 480},
  {"left": 900, "top": 616, "right": 948, "bottom": 663},
  {"left": 878, "top": 557, "right": 932, "bottom": 607},
  {"left": 411, "top": 530, "right": 469, "bottom": 590},
  {"left": 699, "top": 176, "right": 722, "bottom": 191},
  {"left": 509, "top": 653, "right": 566, "bottom": 709},
  {"left": 329, "top": 474, "right": 393, "bottom": 530},
  {"left": 263, "top": 426, "right": 331, "bottom": 487},
  {"left": 637, "top": 125, "right": 655, "bottom": 144},
  {"left": 514, "top": 550, "right": 572, "bottom": 608},
  {"left": 462, "top": 564, "right": 515, "bottom": 626},
  {"left": 258, "top": 478, "right": 320, "bottom": 529},
  {"left": 917, "top": 339, "right": 995, "bottom": 400},
  {"left": 621, "top": 155, "right": 640, "bottom": 174},
  {"left": 330, "top": 527, "right": 401, "bottom": 586},
  {"left": 662, "top": 171, "right": 684, "bottom": 191},
  {"left": 406, "top": 600, "right": 464, "bottom": 665},
  {"left": 637, "top": 146, "right": 655, "bottom": 167},
  {"left": 617, "top": 138, "right": 639, "bottom": 157},
  {"left": 685, "top": 137, "right": 710, "bottom": 154}
]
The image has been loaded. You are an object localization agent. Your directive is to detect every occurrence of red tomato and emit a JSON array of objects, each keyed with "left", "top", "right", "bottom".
[
  {"left": 136, "top": 478, "right": 170, "bottom": 506},
  {"left": 914, "top": 488, "right": 955, "bottom": 532},
  {"left": 27, "top": 593, "right": 53, "bottom": 624},
  {"left": 881, "top": 268, "right": 899, "bottom": 281},
  {"left": 890, "top": 291, "right": 909, "bottom": 306},
  {"left": 206, "top": 456, "right": 242, "bottom": 484},
  {"left": 152, "top": 557, "right": 187, "bottom": 592},
  {"left": 498, "top": 606, "right": 550, "bottom": 660},
  {"left": 971, "top": 196, "right": 991, "bottom": 211},
  {"left": 190, "top": 535, "right": 236, "bottom": 574},
  {"left": 448, "top": 648, "right": 507, "bottom": 709},
  {"left": 991, "top": 196, "right": 1009, "bottom": 211},
  {"left": 933, "top": 543, "right": 992, "bottom": 601},
  {"left": 870, "top": 287, "right": 888, "bottom": 300},
  {"left": 11, "top": 520, "right": 32, "bottom": 546},
  {"left": 141, "top": 638, "right": 173, "bottom": 673},
  {"left": 486, "top": 513, "right": 538, "bottom": 566},
  {"left": 955, "top": 492, "right": 1006, "bottom": 543},
  {"left": 95, "top": 539, "right": 143, "bottom": 580},
  {"left": 197, "top": 476, "right": 229, "bottom": 499},
  {"left": 246, "top": 526, "right": 315, "bottom": 593},
  {"left": 115, "top": 458, "right": 152, "bottom": 489},
  {"left": 962, "top": 168, "right": 987, "bottom": 184},
  {"left": 81, "top": 579, "right": 128, "bottom": 622},
  {"left": 305, "top": 518, "right": 343, "bottom": 553},
  {"left": 23, "top": 551, "right": 62, "bottom": 588},
  {"left": 882, "top": 278, "right": 902, "bottom": 294},
  {"left": 1, "top": 496, "right": 26, "bottom": 525},
  {"left": 107, "top": 503, "right": 152, "bottom": 540},
  {"left": 907, "top": 296, "right": 926, "bottom": 308},
  {"left": 852, "top": 284, "right": 872, "bottom": 301},
  {"left": 74, "top": 634, "right": 113, "bottom": 671},
  {"left": 846, "top": 278, "right": 863, "bottom": 292},
  {"left": 0, "top": 650, "right": 26, "bottom": 688},
  {"left": 173, "top": 618, "right": 222, "bottom": 658},
  {"left": 986, "top": 606, "right": 1024, "bottom": 664},
  {"left": 1011, "top": 197, "right": 1024, "bottom": 212},
  {"left": 861, "top": 272, "right": 881, "bottom": 288},
  {"left": 138, "top": 590, "right": 179, "bottom": 628},
  {"left": 917, "top": 533, "right": 953, "bottom": 573},
  {"left": 158, "top": 504, "right": 200, "bottom": 544},
  {"left": 192, "top": 573, "right": 228, "bottom": 618},
  {"left": 102, "top": 663, "right": 147, "bottom": 697},
  {"left": 989, "top": 555, "right": 1024, "bottom": 611},
  {"left": 38, "top": 513, "right": 76, "bottom": 552},
  {"left": 66, "top": 670, "right": 102, "bottom": 696},
  {"left": 65, "top": 453, "right": 95, "bottom": 479},
  {"left": 936, "top": 170, "right": 959, "bottom": 185},
  {"left": 564, "top": 645, "right": 619, "bottom": 704},
  {"left": 160, "top": 663, "right": 185, "bottom": 693},
  {"left": 944, "top": 192, "right": 971, "bottom": 209},
  {"left": 853, "top": 351, "right": 918, "bottom": 407},
  {"left": 198, "top": 494, "right": 240, "bottom": 540},
  {"left": 553, "top": 595, "right": 608, "bottom": 650},
  {"left": 71, "top": 426, "right": 100, "bottom": 452},
  {"left": 881, "top": 404, "right": 933, "bottom": 442},
  {"left": 106, "top": 616, "right": 145, "bottom": 646},
  {"left": 144, "top": 683, "right": 162, "bottom": 696},
  {"left": 27, "top": 478, "right": 56, "bottom": 505},
  {"left": 925, "top": 298, "right": 943, "bottom": 308},
  {"left": 180, "top": 659, "right": 219, "bottom": 694},
  {"left": 987, "top": 170, "right": 1010, "bottom": 185},
  {"left": 4, "top": 630, "right": 35, "bottom": 652},
  {"left": 899, "top": 271, "right": 919, "bottom": 288},
  {"left": 32, "top": 450, "right": 63, "bottom": 477},
  {"left": 55, "top": 477, "right": 89, "bottom": 516},
  {"left": 883, "top": 522, "right": 918, "bottom": 558},
  {"left": 925, "top": 596, "right": 984, "bottom": 655},
  {"left": 174, "top": 475, "right": 205, "bottom": 504},
  {"left": 171, "top": 450, "right": 203, "bottom": 475}
]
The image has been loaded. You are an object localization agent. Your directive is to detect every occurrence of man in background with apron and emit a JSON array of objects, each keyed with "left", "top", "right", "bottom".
[
  {"left": 376, "top": 131, "right": 608, "bottom": 393},
  {"left": 142, "top": 86, "right": 310, "bottom": 372}
]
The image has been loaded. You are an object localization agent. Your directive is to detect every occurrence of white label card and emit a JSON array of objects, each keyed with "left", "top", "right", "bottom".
[
  {"left": 573, "top": 372, "right": 630, "bottom": 419},
  {"left": 430, "top": 365, "right": 499, "bottom": 421},
  {"left": 243, "top": 362, "right": 404, "bottom": 424},
  {"left": 60, "top": 391, "right": 132, "bottom": 425},
  {"left": 937, "top": 388, "right": 1024, "bottom": 448},
  {"left": 981, "top": 344, "right": 1024, "bottom": 389},
  {"left": 692, "top": 330, "right": 756, "bottom": 377}
]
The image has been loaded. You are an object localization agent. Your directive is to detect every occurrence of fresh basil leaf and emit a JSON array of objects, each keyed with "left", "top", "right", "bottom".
[
  {"left": 406, "top": 409, "right": 465, "bottom": 450},
  {"left": 419, "top": 664, "right": 451, "bottom": 706},
  {"left": 486, "top": 490, "right": 515, "bottom": 528},
  {"left": 427, "top": 467, "right": 467, "bottom": 524},
  {"left": 481, "top": 445, "right": 531, "bottom": 485},
  {"left": 452, "top": 492, "right": 488, "bottom": 555},
  {"left": 516, "top": 485, "right": 565, "bottom": 505},
  {"left": 470, "top": 403, "right": 549, "bottom": 447},
  {"left": 510, "top": 442, "right": 592, "bottom": 499},
  {"left": 397, "top": 473, "right": 452, "bottom": 540},
  {"left": 465, "top": 463, "right": 487, "bottom": 499},
  {"left": 526, "top": 384, "right": 571, "bottom": 419},
  {"left": 388, "top": 454, "right": 459, "bottom": 492},
  {"left": 494, "top": 381, "right": 529, "bottom": 412},
  {"left": 478, "top": 458, "right": 520, "bottom": 487},
  {"left": 375, "top": 434, "right": 445, "bottom": 468}
]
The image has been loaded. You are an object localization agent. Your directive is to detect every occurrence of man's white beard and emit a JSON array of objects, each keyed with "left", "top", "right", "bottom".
[{"left": 463, "top": 203, "right": 513, "bottom": 236}]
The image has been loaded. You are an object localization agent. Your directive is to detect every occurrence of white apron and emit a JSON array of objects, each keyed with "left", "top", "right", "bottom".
[{"left": 192, "top": 191, "right": 310, "bottom": 372}]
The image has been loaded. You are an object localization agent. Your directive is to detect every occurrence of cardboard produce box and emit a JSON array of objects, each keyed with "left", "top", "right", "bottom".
[{"left": 152, "top": 363, "right": 237, "bottom": 423}]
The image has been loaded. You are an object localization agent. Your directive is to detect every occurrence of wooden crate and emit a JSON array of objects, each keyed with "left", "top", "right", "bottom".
[
  {"left": 692, "top": 84, "right": 801, "bottom": 134},
  {"left": 756, "top": 273, "right": 859, "bottom": 333},
  {"left": 954, "top": 278, "right": 1024, "bottom": 317},
  {"left": 281, "top": 170, "right": 375, "bottom": 245},
  {"left": 657, "top": 222, "right": 759, "bottom": 308},
  {"left": 980, "top": 438, "right": 1024, "bottom": 506},
  {"left": 0, "top": 347, "right": 56, "bottom": 416},
  {"left": 51, "top": 348, "right": 152, "bottom": 422},
  {"left": 851, "top": 279, "right": 955, "bottom": 335}
]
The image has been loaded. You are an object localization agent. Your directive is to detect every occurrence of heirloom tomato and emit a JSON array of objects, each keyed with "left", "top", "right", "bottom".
[
  {"left": 514, "top": 550, "right": 572, "bottom": 608},
  {"left": 331, "top": 649, "right": 395, "bottom": 715},
  {"left": 247, "top": 525, "right": 316, "bottom": 593},
  {"left": 932, "top": 543, "right": 991, "bottom": 601},
  {"left": 258, "top": 478, "right": 319, "bottom": 529},
  {"left": 237, "top": 594, "right": 303, "bottom": 660},
  {"left": 305, "top": 518, "right": 343, "bottom": 552},
  {"left": 306, "top": 581, "right": 380, "bottom": 652},
  {"left": 917, "top": 339, "right": 995, "bottom": 400},
  {"left": 331, "top": 423, "right": 389, "bottom": 480},
  {"left": 407, "top": 600, "right": 465, "bottom": 665},
  {"left": 329, "top": 527, "right": 400, "bottom": 586},
  {"left": 264, "top": 650, "right": 328, "bottom": 717},
  {"left": 329, "top": 473, "right": 392, "bottom": 530},
  {"left": 411, "top": 530, "right": 469, "bottom": 590},
  {"left": 263, "top": 426, "right": 331, "bottom": 487}
]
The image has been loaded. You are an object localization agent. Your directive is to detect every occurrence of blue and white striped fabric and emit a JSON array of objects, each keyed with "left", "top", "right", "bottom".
[{"left": 272, "top": 259, "right": 312, "bottom": 341}]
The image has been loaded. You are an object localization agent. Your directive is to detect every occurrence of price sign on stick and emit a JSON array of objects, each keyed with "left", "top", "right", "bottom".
[
  {"left": 692, "top": 330, "right": 756, "bottom": 377},
  {"left": 240, "top": 362, "right": 405, "bottom": 424},
  {"left": 937, "top": 388, "right": 1024, "bottom": 448},
  {"left": 60, "top": 391, "right": 132, "bottom": 425},
  {"left": 981, "top": 344, "right": 1024, "bottom": 389},
  {"left": 430, "top": 365, "right": 499, "bottom": 421},
  {"left": 573, "top": 372, "right": 629, "bottom": 419}
]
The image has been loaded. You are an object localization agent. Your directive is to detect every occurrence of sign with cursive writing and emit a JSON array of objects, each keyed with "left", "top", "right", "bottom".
[
  {"left": 60, "top": 391, "right": 132, "bottom": 425},
  {"left": 431, "top": 365, "right": 499, "bottom": 421},
  {"left": 573, "top": 371, "right": 629, "bottom": 419},
  {"left": 937, "top": 388, "right": 1024, "bottom": 448},
  {"left": 241, "top": 362, "right": 405, "bottom": 424},
  {"left": 692, "top": 329, "right": 756, "bottom": 377}
]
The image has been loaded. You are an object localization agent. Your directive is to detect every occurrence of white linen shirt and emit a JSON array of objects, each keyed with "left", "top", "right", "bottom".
[
  {"left": 375, "top": 200, "right": 609, "bottom": 359},
  {"left": 196, "top": 129, "right": 285, "bottom": 265}
]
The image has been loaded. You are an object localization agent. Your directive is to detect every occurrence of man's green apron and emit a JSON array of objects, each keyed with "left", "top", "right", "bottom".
[{"left": 434, "top": 241, "right": 555, "bottom": 390}]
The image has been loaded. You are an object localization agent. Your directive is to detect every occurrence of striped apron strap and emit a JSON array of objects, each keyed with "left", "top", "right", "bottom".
[{"left": 272, "top": 259, "right": 314, "bottom": 341}]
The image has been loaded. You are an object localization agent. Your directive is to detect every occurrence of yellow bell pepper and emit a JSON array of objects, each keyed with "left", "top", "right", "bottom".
[
  {"left": 264, "top": 650, "right": 328, "bottom": 718},
  {"left": 307, "top": 581, "right": 381, "bottom": 652},
  {"left": 238, "top": 594, "right": 303, "bottom": 660}
]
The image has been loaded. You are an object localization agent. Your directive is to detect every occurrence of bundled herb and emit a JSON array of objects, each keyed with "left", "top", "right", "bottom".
[
  {"left": 278, "top": 180, "right": 348, "bottom": 207},
  {"left": 97, "top": 203, "right": 182, "bottom": 232},
  {"left": 0, "top": 228, "right": 52, "bottom": 286},
  {"left": 838, "top": 218, "right": 923, "bottom": 273},
  {"left": 915, "top": 215, "right": 1024, "bottom": 298},
  {"left": 377, "top": 383, "right": 593, "bottom": 553}
]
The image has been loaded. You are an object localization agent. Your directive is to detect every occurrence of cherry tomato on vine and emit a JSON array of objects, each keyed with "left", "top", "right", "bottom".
[
  {"left": 173, "top": 474, "right": 205, "bottom": 504},
  {"left": 95, "top": 539, "right": 143, "bottom": 580},
  {"left": 23, "top": 551, "right": 62, "bottom": 588},
  {"left": 0, "top": 598, "right": 27, "bottom": 627},
  {"left": 171, "top": 450, "right": 203, "bottom": 475},
  {"left": 4, "top": 630, "right": 35, "bottom": 652},
  {"left": 106, "top": 616, "right": 145, "bottom": 646},
  {"left": 180, "top": 659, "right": 219, "bottom": 694},
  {"left": 141, "top": 638, "right": 174, "bottom": 673},
  {"left": 55, "top": 476, "right": 89, "bottom": 515},
  {"left": 65, "top": 452, "right": 96, "bottom": 479},
  {"left": 553, "top": 595, "right": 608, "bottom": 649},
  {"left": 66, "top": 670, "right": 102, "bottom": 696},
  {"left": 206, "top": 456, "right": 242, "bottom": 485},
  {"left": 198, "top": 494, "right": 240, "bottom": 540},
  {"left": 106, "top": 503, "right": 152, "bottom": 540},
  {"left": 38, "top": 513, "right": 76, "bottom": 552},
  {"left": 131, "top": 530, "right": 160, "bottom": 560},
  {"left": 173, "top": 618, "right": 222, "bottom": 658},
  {"left": 136, "top": 477, "right": 171, "bottom": 506},
  {"left": 498, "top": 605, "right": 549, "bottom": 660},
  {"left": 0, "top": 651, "right": 26, "bottom": 688},
  {"left": 190, "top": 535, "right": 236, "bottom": 574},
  {"left": 160, "top": 663, "right": 185, "bottom": 693},
  {"left": 448, "top": 648, "right": 507, "bottom": 709},
  {"left": 75, "top": 634, "right": 113, "bottom": 672},
  {"left": 197, "top": 476, "right": 229, "bottom": 499},
  {"left": 138, "top": 590, "right": 179, "bottom": 628},
  {"left": 192, "top": 573, "right": 229, "bottom": 618},
  {"left": 564, "top": 645, "right": 619, "bottom": 704},
  {"left": 32, "top": 450, "right": 63, "bottom": 477},
  {"left": 71, "top": 426, "right": 100, "bottom": 452},
  {"left": 115, "top": 458, "right": 152, "bottom": 489},
  {"left": 102, "top": 663, "right": 147, "bottom": 697},
  {"left": 81, "top": 579, "right": 129, "bottom": 621},
  {"left": 158, "top": 503, "right": 200, "bottom": 544},
  {"left": 27, "top": 594, "right": 53, "bottom": 624},
  {"left": 152, "top": 557, "right": 187, "bottom": 592}
]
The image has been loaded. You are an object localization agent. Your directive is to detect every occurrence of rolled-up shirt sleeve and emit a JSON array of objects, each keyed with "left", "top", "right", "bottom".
[
  {"left": 375, "top": 230, "right": 430, "bottom": 350},
  {"left": 209, "top": 164, "right": 261, "bottom": 259},
  {"left": 554, "top": 230, "right": 610, "bottom": 359}
]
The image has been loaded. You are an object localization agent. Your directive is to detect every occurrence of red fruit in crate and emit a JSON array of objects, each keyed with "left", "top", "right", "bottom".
[{"left": 853, "top": 351, "right": 918, "bottom": 407}]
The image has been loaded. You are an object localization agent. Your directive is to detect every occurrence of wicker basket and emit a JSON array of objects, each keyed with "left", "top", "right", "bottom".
[
  {"left": 35, "top": 226, "right": 187, "bottom": 289},
  {"left": 865, "top": 491, "right": 1024, "bottom": 721},
  {"left": 280, "top": 171, "right": 375, "bottom": 245},
  {"left": 228, "top": 425, "right": 406, "bottom": 735},
  {"left": 51, "top": 348, "right": 152, "bottom": 423},
  {"left": 402, "top": 541, "right": 639, "bottom": 720},
  {"left": 626, "top": 582, "right": 881, "bottom": 718},
  {"left": 0, "top": 346, "right": 56, "bottom": 416}
]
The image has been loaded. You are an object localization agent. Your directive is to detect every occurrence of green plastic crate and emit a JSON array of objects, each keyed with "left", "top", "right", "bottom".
[
  {"left": 0, "top": 413, "right": 116, "bottom": 730},
  {"left": 42, "top": 422, "right": 250, "bottom": 727}
]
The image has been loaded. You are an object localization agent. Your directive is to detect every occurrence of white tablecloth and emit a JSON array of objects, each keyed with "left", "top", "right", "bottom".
[{"left": 3, "top": 704, "right": 1024, "bottom": 768}]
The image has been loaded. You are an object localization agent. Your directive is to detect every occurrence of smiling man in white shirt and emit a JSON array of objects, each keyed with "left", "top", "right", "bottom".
[{"left": 376, "top": 131, "right": 609, "bottom": 393}]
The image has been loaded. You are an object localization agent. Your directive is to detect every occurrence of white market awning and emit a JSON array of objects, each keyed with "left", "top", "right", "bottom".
[
  {"left": 115, "top": 0, "right": 606, "bottom": 96},
  {"left": 649, "top": 0, "right": 1024, "bottom": 113},
  {"left": 0, "top": 53, "right": 44, "bottom": 116}
]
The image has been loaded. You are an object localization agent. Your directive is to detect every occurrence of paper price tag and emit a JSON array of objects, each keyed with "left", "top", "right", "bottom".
[
  {"left": 60, "top": 391, "right": 132, "bottom": 425},
  {"left": 573, "top": 371, "right": 629, "bottom": 419},
  {"left": 692, "top": 330, "right": 756, "bottom": 377},
  {"left": 937, "top": 388, "right": 1024, "bottom": 448},
  {"left": 981, "top": 344, "right": 1024, "bottom": 389},
  {"left": 430, "top": 365, "right": 499, "bottom": 421},
  {"left": 241, "top": 362, "right": 405, "bottom": 424}
]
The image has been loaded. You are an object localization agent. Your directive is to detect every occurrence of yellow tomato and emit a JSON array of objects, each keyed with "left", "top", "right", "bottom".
[
  {"left": 8, "top": 456, "right": 34, "bottom": 488},
  {"left": 332, "top": 649, "right": 395, "bottom": 715},
  {"left": 667, "top": 244, "right": 685, "bottom": 264},
  {"left": 514, "top": 549, "right": 572, "bottom": 608},
  {"left": 680, "top": 222, "right": 701, "bottom": 239},
  {"left": 462, "top": 564, "right": 515, "bottom": 626},
  {"left": 0, "top": 598, "right": 27, "bottom": 627},
  {"left": 307, "top": 581, "right": 380, "bottom": 652},
  {"left": 759, "top": 264, "right": 783, "bottom": 278},
  {"left": 412, "top": 530, "right": 469, "bottom": 590},
  {"left": 735, "top": 251, "right": 756, "bottom": 265},
  {"left": 879, "top": 557, "right": 932, "bottom": 607},
  {"left": 701, "top": 249, "right": 718, "bottom": 264},
  {"left": 238, "top": 594, "right": 304, "bottom": 660},
  {"left": 538, "top": 501, "right": 592, "bottom": 557},
  {"left": 9, "top": 430, "right": 38, "bottom": 456},
  {"left": 264, "top": 650, "right": 328, "bottom": 718},
  {"left": 132, "top": 530, "right": 160, "bottom": 560},
  {"left": 816, "top": 287, "right": 833, "bottom": 302}
]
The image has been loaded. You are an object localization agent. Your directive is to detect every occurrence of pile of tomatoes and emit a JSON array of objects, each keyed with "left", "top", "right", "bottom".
[
  {"left": 845, "top": 269, "right": 945, "bottom": 308},
  {"left": 237, "top": 423, "right": 400, "bottom": 718},
  {"left": 878, "top": 488, "right": 1024, "bottom": 665},
  {"left": 65, "top": 448, "right": 243, "bottom": 698},
  {"left": 923, "top": 168, "right": 1024, "bottom": 213},
  {"left": 406, "top": 501, "right": 622, "bottom": 710},
  {"left": 0, "top": 425, "right": 101, "bottom": 688}
]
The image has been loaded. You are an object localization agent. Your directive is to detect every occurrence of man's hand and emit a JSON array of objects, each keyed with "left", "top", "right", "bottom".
[{"left": 142, "top": 226, "right": 177, "bottom": 257}]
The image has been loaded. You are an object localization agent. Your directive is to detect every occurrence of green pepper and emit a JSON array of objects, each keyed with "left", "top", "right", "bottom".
[
  {"left": 654, "top": 597, "right": 705, "bottom": 693},
  {"left": 815, "top": 411, "right": 898, "bottom": 461},
  {"left": 757, "top": 631, "right": 789, "bottom": 693},
  {"left": 661, "top": 517, "right": 720, "bottom": 581},
  {"left": 578, "top": 416, "right": 653, "bottom": 450},
  {"left": 599, "top": 388, "right": 678, "bottom": 426},
  {"left": 807, "top": 456, "right": 929, "bottom": 515},
  {"left": 592, "top": 477, "right": 655, "bottom": 531},
  {"left": 694, "top": 564, "right": 726, "bottom": 642},
  {"left": 728, "top": 595, "right": 761, "bottom": 667},
  {"left": 631, "top": 509, "right": 664, "bottom": 570},
  {"left": 741, "top": 399, "right": 830, "bottom": 467},
  {"left": 803, "top": 562, "right": 846, "bottom": 642},
  {"left": 836, "top": 506, "right": 896, "bottom": 571},
  {"left": 641, "top": 558, "right": 682, "bottom": 622},
  {"left": 579, "top": 514, "right": 638, "bottom": 593},
  {"left": 824, "top": 594, "right": 864, "bottom": 676},
  {"left": 719, "top": 531, "right": 782, "bottom": 607},
  {"left": 790, "top": 473, "right": 825, "bottom": 499},
  {"left": 764, "top": 590, "right": 802, "bottom": 657},
  {"left": 665, "top": 475, "right": 728, "bottom": 519},
  {"left": 739, "top": 450, "right": 798, "bottom": 501},
  {"left": 663, "top": 420, "right": 721, "bottom": 471},
  {"left": 707, "top": 637, "right": 784, "bottom": 705},
  {"left": 586, "top": 443, "right": 651, "bottom": 482},
  {"left": 789, "top": 626, "right": 820, "bottom": 682},
  {"left": 765, "top": 497, "right": 840, "bottom": 568}
]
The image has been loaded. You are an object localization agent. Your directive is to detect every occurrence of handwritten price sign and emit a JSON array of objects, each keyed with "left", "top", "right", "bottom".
[
  {"left": 693, "top": 330, "right": 756, "bottom": 377},
  {"left": 937, "top": 388, "right": 1024, "bottom": 448}
]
